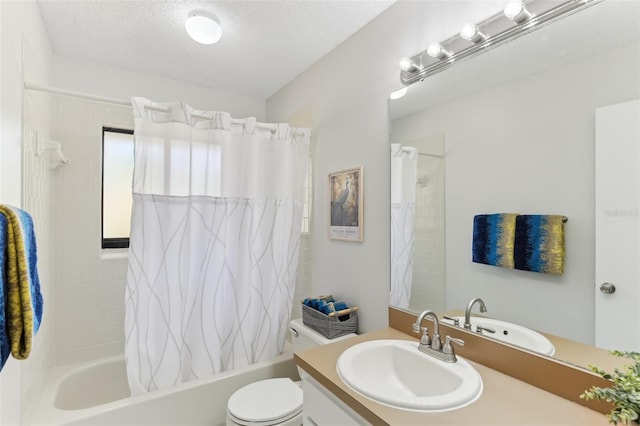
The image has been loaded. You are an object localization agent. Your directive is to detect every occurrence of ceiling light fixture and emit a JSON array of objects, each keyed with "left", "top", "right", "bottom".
[
  {"left": 185, "top": 13, "right": 222, "bottom": 45},
  {"left": 426, "top": 42, "right": 452, "bottom": 60},
  {"left": 399, "top": 57, "right": 421, "bottom": 73},
  {"left": 504, "top": 0, "right": 533, "bottom": 24},
  {"left": 460, "top": 23, "right": 487, "bottom": 44}
]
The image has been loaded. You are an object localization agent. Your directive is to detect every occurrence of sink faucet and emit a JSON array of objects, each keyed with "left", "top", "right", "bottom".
[
  {"left": 464, "top": 297, "right": 487, "bottom": 330},
  {"left": 413, "top": 309, "right": 441, "bottom": 350},
  {"left": 413, "top": 309, "right": 464, "bottom": 362}
]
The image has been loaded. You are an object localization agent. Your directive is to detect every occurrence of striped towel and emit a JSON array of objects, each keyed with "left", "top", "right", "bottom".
[
  {"left": 0, "top": 205, "right": 43, "bottom": 364},
  {"left": 514, "top": 215, "right": 565, "bottom": 274},
  {"left": 0, "top": 213, "right": 9, "bottom": 370},
  {"left": 472, "top": 213, "right": 518, "bottom": 269}
]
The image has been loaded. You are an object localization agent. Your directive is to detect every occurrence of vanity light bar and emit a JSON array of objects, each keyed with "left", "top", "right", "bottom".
[{"left": 400, "top": 0, "right": 602, "bottom": 86}]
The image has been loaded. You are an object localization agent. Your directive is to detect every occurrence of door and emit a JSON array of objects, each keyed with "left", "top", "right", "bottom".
[{"left": 595, "top": 99, "right": 640, "bottom": 351}]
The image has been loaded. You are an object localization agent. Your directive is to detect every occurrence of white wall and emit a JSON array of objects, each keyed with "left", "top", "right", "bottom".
[
  {"left": 391, "top": 43, "right": 640, "bottom": 344},
  {"left": 266, "top": 1, "right": 505, "bottom": 332},
  {"left": 0, "top": 1, "right": 54, "bottom": 425},
  {"left": 51, "top": 55, "right": 266, "bottom": 120}
]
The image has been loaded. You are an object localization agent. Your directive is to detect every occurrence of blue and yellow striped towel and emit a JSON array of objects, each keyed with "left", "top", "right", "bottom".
[
  {"left": 514, "top": 215, "right": 565, "bottom": 274},
  {"left": 472, "top": 213, "right": 518, "bottom": 269},
  {"left": 0, "top": 205, "right": 43, "bottom": 369}
]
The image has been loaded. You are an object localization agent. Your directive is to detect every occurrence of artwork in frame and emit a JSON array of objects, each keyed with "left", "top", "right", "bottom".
[{"left": 329, "top": 166, "right": 363, "bottom": 242}]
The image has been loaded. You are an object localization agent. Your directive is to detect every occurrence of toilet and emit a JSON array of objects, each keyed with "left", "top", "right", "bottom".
[{"left": 226, "top": 318, "right": 356, "bottom": 426}]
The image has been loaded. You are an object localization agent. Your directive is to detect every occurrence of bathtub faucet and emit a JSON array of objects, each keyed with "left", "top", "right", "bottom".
[{"left": 464, "top": 297, "right": 488, "bottom": 330}]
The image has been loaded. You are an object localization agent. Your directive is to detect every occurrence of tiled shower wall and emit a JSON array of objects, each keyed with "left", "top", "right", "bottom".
[
  {"left": 409, "top": 154, "right": 445, "bottom": 313},
  {"left": 51, "top": 97, "right": 132, "bottom": 365},
  {"left": 21, "top": 93, "right": 56, "bottom": 410}
]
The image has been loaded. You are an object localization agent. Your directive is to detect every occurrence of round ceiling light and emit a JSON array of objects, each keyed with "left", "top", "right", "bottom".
[{"left": 185, "top": 14, "right": 222, "bottom": 45}]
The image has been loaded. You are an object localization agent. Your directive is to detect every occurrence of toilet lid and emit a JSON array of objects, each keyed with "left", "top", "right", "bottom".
[{"left": 227, "top": 378, "right": 302, "bottom": 423}]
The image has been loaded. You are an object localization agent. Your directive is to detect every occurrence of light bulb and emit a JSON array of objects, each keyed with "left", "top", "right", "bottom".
[
  {"left": 185, "top": 14, "right": 222, "bottom": 45},
  {"left": 504, "top": 0, "right": 532, "bottom": 23},
  {"left": 460, "top": 23, "right": 487, "bottom": 44},
  {"left": 399, "top": 57, "right": 420, "bottom": 73},
  {"left": 426, "top": 42, "right": 451, "bottom": 60}
]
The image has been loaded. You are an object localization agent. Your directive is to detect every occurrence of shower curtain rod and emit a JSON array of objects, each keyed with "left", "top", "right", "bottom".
[
  {"left": 24, "top": 82, "right": 130, "bottom": 106},
  {"left": 400, "top": 147, "right": 443, "bottom": 159},
  {"left": 418, "top": 152, "right": 444, "bottom": 159},
  {"left": 23, "top": 82, "right": 303, "bottom": 135}
]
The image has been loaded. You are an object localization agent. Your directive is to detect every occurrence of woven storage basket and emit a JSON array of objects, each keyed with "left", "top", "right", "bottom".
[{"left": 301, "top": 303, "right": 358, "bottom": 339}]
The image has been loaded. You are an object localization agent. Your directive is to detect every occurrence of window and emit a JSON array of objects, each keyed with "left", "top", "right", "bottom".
[
  {"left": 101, "top": 127, "right": 312, "bottom": 247},
  {"left": 102, "top": 127, "right": 134, "bottom": 249}
]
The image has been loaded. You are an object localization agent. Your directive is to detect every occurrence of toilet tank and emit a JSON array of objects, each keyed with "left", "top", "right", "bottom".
[
  {"left": 289, "top": 318, "right": 355, "bottom": 353},
  {"left": 289, "top": 318, "right": 356, "bottom": 380}
]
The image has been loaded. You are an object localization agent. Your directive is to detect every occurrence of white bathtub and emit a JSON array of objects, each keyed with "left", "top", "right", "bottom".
[{"left": 28, "top": 347, "right": 299, "bottom": 426}]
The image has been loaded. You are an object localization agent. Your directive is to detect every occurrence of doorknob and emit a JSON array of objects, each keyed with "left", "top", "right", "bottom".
[{"left": 599, "top": 282, "right": 616, "bottom": 294}]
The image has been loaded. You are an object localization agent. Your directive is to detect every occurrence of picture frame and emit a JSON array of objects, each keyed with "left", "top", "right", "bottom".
[{"left": 328, "top": 166, "right": 363, "bottom": 242}]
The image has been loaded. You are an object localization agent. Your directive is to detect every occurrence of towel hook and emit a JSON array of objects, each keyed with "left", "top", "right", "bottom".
[{"left": 36, "top": 138, "right": 70, "bottom": 170}]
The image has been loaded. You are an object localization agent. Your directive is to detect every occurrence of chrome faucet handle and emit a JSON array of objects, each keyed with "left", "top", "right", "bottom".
[
  {"left": 431, "top": 333, "right": 442, "bottom": 351},
  {"left": 476, "top": 325, "right": 495, "bottom": 335},
  {"left": 419, "top": 327, "right": 431, "bottom": 347},
  {"left": 442, "top": 315, "right": 460, "bottom": 326},
  {"left": 442, "top": 336, "right": 465, "bottom": 362}
]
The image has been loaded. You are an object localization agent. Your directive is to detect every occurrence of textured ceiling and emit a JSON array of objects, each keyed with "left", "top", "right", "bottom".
[{"left": 37, "top": 0, "right": 396, "bottom": 100}]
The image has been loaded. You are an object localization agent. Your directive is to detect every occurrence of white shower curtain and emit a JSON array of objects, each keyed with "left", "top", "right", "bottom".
[
  {"left": 125, "top": 97, "right": 310, "bottom": 394},
  {"left": 390, "top": 144, "right": 417, "bottom": 309}
]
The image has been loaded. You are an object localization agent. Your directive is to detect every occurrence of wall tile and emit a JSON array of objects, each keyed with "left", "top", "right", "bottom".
[
  {"left": 22, "top": 98, "right": 57, "bottom": 412},
  {"left": 52, "top": 97, "right": 132, "bottom": 365}
]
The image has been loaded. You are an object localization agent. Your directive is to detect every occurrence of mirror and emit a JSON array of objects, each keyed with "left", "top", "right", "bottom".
[{"left": 389, "top": 0, "right": 640, "bottom": 366}]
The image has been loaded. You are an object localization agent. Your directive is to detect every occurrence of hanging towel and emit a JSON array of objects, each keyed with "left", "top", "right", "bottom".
[
  {"left": 0, "top": 214, "right": 10, "bottom": 371},
  {"left": 0, "top": 205, "right": 43, "bottom": 362},
  {"left": 514, "top": 215, "right": 565, "bottom": 274},
  {"left": 472, "top": 213, "right": 518, "bottom": 269}
]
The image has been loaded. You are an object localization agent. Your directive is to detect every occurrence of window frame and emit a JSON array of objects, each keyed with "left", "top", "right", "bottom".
[{"left": 101, "top": 126, "right": 134, "bottom": 249}]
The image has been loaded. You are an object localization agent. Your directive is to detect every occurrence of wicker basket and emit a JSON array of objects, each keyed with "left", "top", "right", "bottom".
[{"left": 301, "top": 303, "right": 358, "bottom": 339}]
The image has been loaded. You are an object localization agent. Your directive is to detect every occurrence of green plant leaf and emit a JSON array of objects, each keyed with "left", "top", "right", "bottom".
[{"left": 582, "top": 351, "right": 640, "bottom": 425}]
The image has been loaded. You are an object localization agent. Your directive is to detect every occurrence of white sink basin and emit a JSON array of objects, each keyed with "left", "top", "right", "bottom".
[
  {"left": 447, "top": 317, "right": 555, "bottom": 356},
  {"left": 336, "top": 339, "right": 483, "bottom": 412}
]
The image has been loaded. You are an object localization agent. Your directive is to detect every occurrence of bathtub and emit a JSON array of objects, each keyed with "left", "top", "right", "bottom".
[{"left": 28, "top": 346, "right": 299, "bottom": 426}]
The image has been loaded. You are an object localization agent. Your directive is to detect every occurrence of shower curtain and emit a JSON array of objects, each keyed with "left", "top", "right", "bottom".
[
  {"left": 125, "top": 97, "right": 310, "bottom": 394},
  {"left": 390, "top": 144, "right": 417, "bottom": 309}
]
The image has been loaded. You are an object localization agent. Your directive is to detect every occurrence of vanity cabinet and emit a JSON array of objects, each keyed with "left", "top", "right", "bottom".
[{"left": 302, "top": 375, "right": 368, "bottom": 425}]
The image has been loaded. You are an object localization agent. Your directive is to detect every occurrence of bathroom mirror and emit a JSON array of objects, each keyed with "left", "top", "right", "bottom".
[{"left": 389, "top": 0, "right": 640, "bottom": 366}]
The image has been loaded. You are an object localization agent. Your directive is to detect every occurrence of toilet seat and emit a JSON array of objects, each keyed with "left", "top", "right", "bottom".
[{"left": 227, "top": 378, "right": 303, "bottom": 426}]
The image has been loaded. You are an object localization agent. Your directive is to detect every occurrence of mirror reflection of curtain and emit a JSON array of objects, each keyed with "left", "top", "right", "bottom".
[{"left": 390, "top": 144, "right": 417, "bottom": 309}]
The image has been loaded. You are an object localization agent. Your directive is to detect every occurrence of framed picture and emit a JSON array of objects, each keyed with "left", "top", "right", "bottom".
[{"left": 328, "top": 166, "right": 363, "bottom": 241}]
